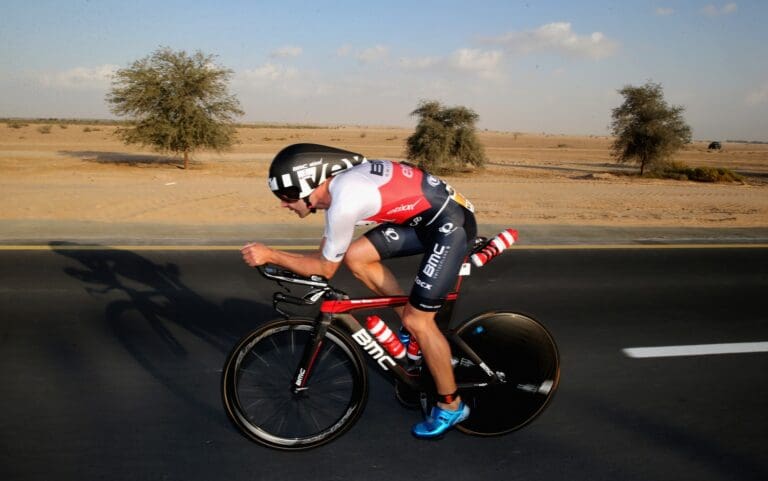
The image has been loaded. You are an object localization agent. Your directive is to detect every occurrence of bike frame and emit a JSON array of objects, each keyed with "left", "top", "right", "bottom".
[{"left": 267, "top": 250, "right": 504, "bottom": 397}]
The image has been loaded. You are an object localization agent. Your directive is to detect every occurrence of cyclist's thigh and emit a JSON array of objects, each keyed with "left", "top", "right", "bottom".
[
  {"left": 410, "top": 208, "right": 474, "bottom": 312},
  {"left": 363, "top": 223, "right": 424, "bottom": 259}
]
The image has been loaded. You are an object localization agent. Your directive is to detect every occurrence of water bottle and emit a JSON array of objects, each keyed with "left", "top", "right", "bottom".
[
  {"left": 398, "top": 326, "right": 422, "bottom": 362},
  {"left": 366, "top": 316, "right": 405, "bottom": 359},
  {"left": 471, "top": 228, "right": 518, "bottom": 267},
  {"left": 406, "top": 338, "right": 422, "bottom": 362}
]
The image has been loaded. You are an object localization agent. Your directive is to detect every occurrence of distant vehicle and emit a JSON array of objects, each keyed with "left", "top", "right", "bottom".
[{"left": 708, "top": 141, "right": 722, "bottom": 150}]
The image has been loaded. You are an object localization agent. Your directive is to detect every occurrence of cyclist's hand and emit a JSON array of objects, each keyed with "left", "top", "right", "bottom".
[{"left": 241, "top": 242, "right": 271, "bottom": 267}]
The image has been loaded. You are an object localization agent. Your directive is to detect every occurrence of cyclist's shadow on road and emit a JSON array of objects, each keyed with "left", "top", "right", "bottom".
[{"left": 50, "top": 242, "right": 276, "bottom": 427}]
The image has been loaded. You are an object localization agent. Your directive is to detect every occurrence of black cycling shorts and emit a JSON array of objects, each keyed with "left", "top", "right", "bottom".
[{"left": 364, "top": 201, "right": 477, "bottom": 312}]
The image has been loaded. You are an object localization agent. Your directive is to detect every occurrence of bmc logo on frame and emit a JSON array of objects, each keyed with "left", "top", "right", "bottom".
[{"left": 351, "top": 329, "right": 397, "bottom": 371}]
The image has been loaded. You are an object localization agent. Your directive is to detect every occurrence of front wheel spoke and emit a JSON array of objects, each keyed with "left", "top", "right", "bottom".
[
  {"left": 248, "top": 350, "right": 271, "bottom": 367},
  {"left": 310, "top": 386, "right": 352, "bottom": 402},
  {"left": 288, "top": 397, "right": 325, "bottom": 435},
  {"left": 303, "top": 395, "right": 347, "bottom": 423},
  {"left": 239, "top": 368, "right": 290, "bottom": 391},
  {"left": 317, "top": 343, "right": 335, "bottom": 363},
  {"left": 254, "top": 397, "right": 296, "bottom": 432},
  {"left": 252, "top": 343, "right": 304, "bottom": 380},
  {"left": 307, "top": 363, "right": 352, "bottom": 386},
  {"left": 326, "top": 392, "right": 352, "bottom": 403}
]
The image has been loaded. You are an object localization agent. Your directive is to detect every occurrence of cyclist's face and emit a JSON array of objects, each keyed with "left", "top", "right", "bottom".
[{"left": 281, "top": 198, "right": 311, "bottom": 218}]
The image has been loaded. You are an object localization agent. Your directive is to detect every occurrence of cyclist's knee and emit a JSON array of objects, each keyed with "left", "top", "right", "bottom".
[
  {"left": 344, "top": 237, "right": 380, "bottom": 277},
  {"left": 401, "top": 304, "right": 438, "bottom": 338}
]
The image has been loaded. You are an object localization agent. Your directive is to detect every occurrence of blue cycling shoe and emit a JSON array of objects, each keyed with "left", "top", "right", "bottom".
[{"left": 412, "top": 402, "right": 470, "bottom": 439}]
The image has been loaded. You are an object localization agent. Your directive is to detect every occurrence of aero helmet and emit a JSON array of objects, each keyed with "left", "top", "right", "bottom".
[{"left": 268, "top": 143, "right": 367, "bottom": 201}]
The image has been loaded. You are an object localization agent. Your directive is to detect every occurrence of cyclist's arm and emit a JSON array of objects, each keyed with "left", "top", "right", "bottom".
[{"left": 241, "top": 240, "right": 342, "bottom": 279}]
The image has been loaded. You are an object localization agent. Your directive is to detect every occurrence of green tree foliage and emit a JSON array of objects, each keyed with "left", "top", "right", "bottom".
[
  {"left": 406, "top": 100, "right": 486, "bottom": 174},
  {"left": 610, "top": 81, "right": 692, "bottom": 175},
  {"left": 107, "top": 47, "right": 243, "bottom": 169}
]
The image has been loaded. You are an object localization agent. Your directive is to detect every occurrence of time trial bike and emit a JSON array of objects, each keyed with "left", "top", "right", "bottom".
[{"left": 221, "top": 229, "right": 560, "bottom": 450}]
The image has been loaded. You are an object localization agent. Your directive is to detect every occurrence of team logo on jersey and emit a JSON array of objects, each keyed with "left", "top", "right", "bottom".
[
  {"left": 386, "top": 199, "right": 422, "bottom": 216},
  {"left": 423, "top": 243, "right": 450, "bottom": 278},
  {"left": 439, "top": 222, "right": 458, "bottom": 235},
  {"left": 370, "top": 162, "right": 385, "bottom": 176},
  {"left": 383, "top": 228, "right": 400, "bottom": 243}
]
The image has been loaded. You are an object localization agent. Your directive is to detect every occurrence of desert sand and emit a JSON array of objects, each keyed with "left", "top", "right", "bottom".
[{"left": 1, "top": 122, "right": 767, "bottom": 241}]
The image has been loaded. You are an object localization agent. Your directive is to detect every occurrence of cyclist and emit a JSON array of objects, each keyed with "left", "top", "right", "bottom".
[{"left": 241, "top": 143, "right": 477, "bottom": 438}]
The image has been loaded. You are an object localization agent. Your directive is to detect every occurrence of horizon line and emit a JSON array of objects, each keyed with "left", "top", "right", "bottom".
[{"left": 3, "top": 116, "right": 764, "bottom": 143}]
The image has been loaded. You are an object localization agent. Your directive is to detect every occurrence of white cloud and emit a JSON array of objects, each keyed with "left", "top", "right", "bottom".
[
  {"left": 356, "top": 45, "right": 389, "bottom": 64},
  {"left": 450, "top": 48, "right": 502, "bottom": 71},
  {"left": 746, "top": 82, "right": 768, "bottom": 105},
  {"left": 336, "top": 44, "right": 390, "bottom": 63},
  {"left": 702, "top": 3, "right": 738, "bottom": 16},
  {"left": 484, "top": 22, "right": 618, "bottom": 60},
  {"left": 399, "top": 56, "right": 441, "bottom": 69},
  {"left": 236, "top": 63, "right": 334, "bottom": 98},
  {"left": 400, "top": 48, "right": 503, "bottom": 80},
  {"left": 655, "top": 7, "right": 675, "bottom": 16},
  {"left": 38, "top": 64, "right": 118, "bottom": 89},
  {"left": 270, "top": 45, "right": 303, "bottom": 58},
  {"left": 240, "top": 63, "right": 297, "bottom": 82},
  {"left": 448, "top": 48, "right": 503, "bottom": 79}
]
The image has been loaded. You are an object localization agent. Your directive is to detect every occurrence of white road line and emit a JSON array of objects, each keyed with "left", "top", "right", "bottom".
[{"left": 623, "top": 342, "right": 768, "bottom": 358}]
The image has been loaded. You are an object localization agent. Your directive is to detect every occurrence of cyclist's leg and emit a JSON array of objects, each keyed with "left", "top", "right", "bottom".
[
  {"left": 348, "top": 215, "right": 477, "bottom": 437},
  {"left": 345, "top": 224, "right": 424, "bottom": 299},
  {"left": 405, "top": 220, "right": 471, "bottom": 407},
  {"left": 406, "top": 305, "right": 470, "bottom": 438},
  {"left": 406, "top": 206, "right": 477, "bottom": 437},
  {"left": 401, "top": 303, "right": 457, "bottom": 403}
]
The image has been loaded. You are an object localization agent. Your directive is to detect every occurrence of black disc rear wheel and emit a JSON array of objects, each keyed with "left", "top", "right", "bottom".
[{"left": 452, "top": 312, "right": 560, "bottom": 435}]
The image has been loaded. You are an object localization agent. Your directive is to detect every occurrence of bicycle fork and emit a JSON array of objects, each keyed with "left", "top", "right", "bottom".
[{"left": 290, "top": 314, "right": 333, "bottom": 394}]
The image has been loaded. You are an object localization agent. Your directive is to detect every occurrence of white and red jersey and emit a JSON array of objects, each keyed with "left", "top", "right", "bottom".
[{"left": 322, "top": 160, "right": 455, "bottom": 262}]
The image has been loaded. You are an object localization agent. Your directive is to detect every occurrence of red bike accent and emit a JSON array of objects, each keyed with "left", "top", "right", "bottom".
[{"left": 321, "top": 293, "right": 459, "bottom": 314}]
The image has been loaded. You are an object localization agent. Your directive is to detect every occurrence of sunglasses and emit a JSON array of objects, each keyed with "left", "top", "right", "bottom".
[{"left": 276, "top": 186, "right": 302, "bottom": 203}]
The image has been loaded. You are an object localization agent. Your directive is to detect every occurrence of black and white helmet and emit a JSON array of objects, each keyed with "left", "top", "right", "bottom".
[{"left": 268, "top": 143, "right": 367, "bottom": 201}]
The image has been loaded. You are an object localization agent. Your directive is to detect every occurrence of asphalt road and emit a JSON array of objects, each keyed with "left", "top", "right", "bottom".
[{"left": 1, "top": 246, "right": 766, "bottom": 481}]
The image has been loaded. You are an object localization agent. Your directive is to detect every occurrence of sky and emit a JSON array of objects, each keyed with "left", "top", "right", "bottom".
[{"left": 1, "top": 0, "right": 766, "bottom": 140}]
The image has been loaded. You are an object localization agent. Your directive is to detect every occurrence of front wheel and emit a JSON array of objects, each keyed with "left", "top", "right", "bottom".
[
  {"left": 222, "top": 319, "right": 368, "bottom": 450},
  {"left": 452, "top": 312, "right": 560, "bottom": 436}
]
